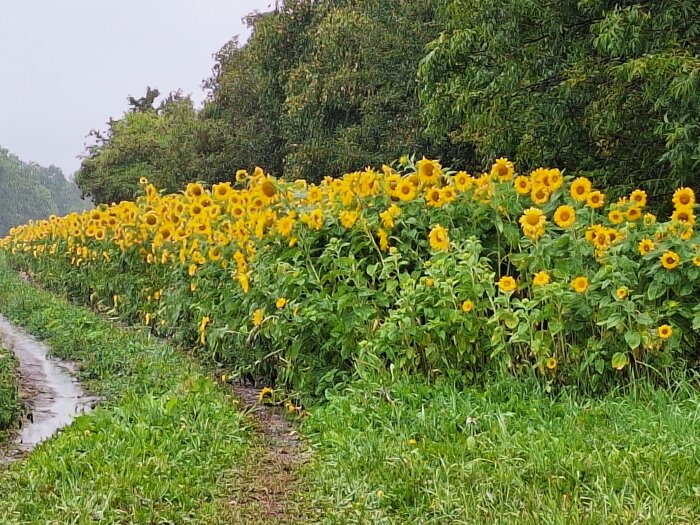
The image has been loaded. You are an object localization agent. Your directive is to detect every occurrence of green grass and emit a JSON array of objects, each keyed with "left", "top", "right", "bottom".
[
  {"left": 0, "top": 258, "right": 252, "bottom": 523},
  {"left": 0, "top": 344, "right": 20, "bottom": 440},
  {"left": 301, "top": 378, "right": 700, "bottom": 524}
]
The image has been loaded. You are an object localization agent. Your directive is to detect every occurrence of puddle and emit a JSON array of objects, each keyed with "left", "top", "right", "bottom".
[{"left": 0, "top": 315, "right": 97, "bottom": 460}]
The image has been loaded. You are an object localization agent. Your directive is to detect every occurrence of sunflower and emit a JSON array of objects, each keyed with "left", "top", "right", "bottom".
[
  {"left": 235, "top": 169, "right": 248, "bottom": 183},
  {"left": 546, "top": 169, "right": 563, "bottom": 191},
  {"left": 396, "top": 179, "right": 417, "bottom": 201},
  {"left": 673, "top": 187, "right": 695, "bottom": 208},
  {"left": 638, "top": 238, "right": 654, "bottom": 256},
  {"left": 491, "top": 157, "right": 515, "bottom": 181},
  {"left": 693, "top": 256, "right": 700, "bottom": 267},
  {"left": 657, "top": 324, "right": 673, "bottom": 340},
  {"left": 417, "top": 157, "right": 442, "bottom": 185},
  {"left": 671, "top": 206, "right": 696, "bottom": 225},
  {"left": 553, "top": 205, "right": 576, "bottom": 228},
  {"left": 531, "top": 185, "right": 550, "bottom": 205},
  {"left": 498, "top": 276, "right": 517, "bottom": 293},
  {"left": 441, "top": 186, "right": 457, "bottom": 203},
  {"left": 626, "top": 206, "right": 642, "bottom": 222},
  {"left": 519, "top": 207, "right": 547, "bottom": 239},
  {"left": 339, "top": 210, "right": 360, "bottom": 229},
  {"left": 616, "top": 287, "right": 628, "bottom": 300},
  {"left": 258, "top": 386, "right": 274, "bottom": 403},
  {"left": 546, "top": 357, "right": 558, "bottom": 370},
  {"left": 608, "top": 209, "right": 624, "bottom": 225},
  {"left": 586, "top": 190, "right": 605, "bottom": 209},
  {"left": 276, "top": 297, "right": 287, "bottom": 309},
  {"left": 377, "top": 228, "right": 390, "bottom": 251},
  {"left": 630, "top": 189, "right": 647, "bottom": 207},
  {"left": 454, "top": 171, "right": 474, "bottom": 192},
  {"left": 429, "top": 225, "right": 449, "bottom": 251},
  {"left": 533, "top": 271, "right": 551, "bottom": 286},
  {"left": 570, "top": 177, "right": 592, "bottom": 202},
  {"left": 513, "top": 176, "right": 531, "bottom": 195},
  {"left": 252, "top": 308, "right": 264, "bottom": 326},
  {"left": 461, "top": 300, "right": 474, "bottom": 313},
  {"left": 660, "top": 250, "right": 680, "bottom": 269},
  {"left": 425, "top": 187, "right": 444, "bottom": 208},
  {"left": 571, "top": 276, "right": 589, "bottom": 293}
]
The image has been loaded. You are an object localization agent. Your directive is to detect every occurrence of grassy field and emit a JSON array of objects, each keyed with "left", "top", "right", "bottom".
[
  {"left": 0, "top": 260, "right": 254, "bottom": 524},
  {"left": 0, "top": 344, "right": 20, "bottom": 442},
  {"left": 301, "top": 378, "right": 700, "bottom": 524}
]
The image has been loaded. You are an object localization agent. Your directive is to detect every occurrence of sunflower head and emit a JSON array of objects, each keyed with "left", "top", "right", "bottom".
[
  {"left": 660, "top": 250, "right": 680, "bottom": 269},
  {"left": 572, "top": 276, "right": 589, "bottom": 293},
  {"left": 533, "top": 271, "right": 551, "bottom": 286},
  {"left": 498, "top": 276, "right": 517, "bottom": 293},
  {"left": 428, "top": 225, "right": 449, "bottom": 252},
  {"left": 553, "top": 205, "right": 576, "bottom": 228},
  {"left": 657, "top": 324, "right": 673, "bottom": 340}
]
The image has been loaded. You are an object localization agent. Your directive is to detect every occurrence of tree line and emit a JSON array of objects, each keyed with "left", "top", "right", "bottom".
[
  {"left": 76, "top": 0, "right": 700, "bottom": 206},
  {"left": 0, "top": 148, "right": 87, "bottom": 236}
]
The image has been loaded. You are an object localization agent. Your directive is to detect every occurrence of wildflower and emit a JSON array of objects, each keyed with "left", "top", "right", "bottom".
[
  {"left": 660, "top": 251, "right": 680, "bottom": 270},
  {"left": 658, "top": 324, "right": 673, "bottom": 339},
  {"left": 572, "top": 276, "right": 589, "bottom": 293},
  {"left": 429, "top": 225, "right": 449, "bottom": 251},
  {"left": 498, "top": 276, "right": 517, "bottom": 293}
]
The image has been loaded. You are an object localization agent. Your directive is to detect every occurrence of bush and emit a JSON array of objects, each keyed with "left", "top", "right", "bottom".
[{"left": 3, "top": 158, "right": 699, "bottom": 394}]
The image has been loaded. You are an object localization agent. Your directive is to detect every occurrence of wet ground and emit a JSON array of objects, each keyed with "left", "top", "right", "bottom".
[{"left": 0, "top": 315, "right": 96, "bottom": 461}]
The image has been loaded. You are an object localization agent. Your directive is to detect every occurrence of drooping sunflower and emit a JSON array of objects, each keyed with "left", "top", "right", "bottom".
[
  {"left": 571, "top": 276, "right": 589, "bottom": 293},
  {"left": 660, "top": 250, "right": 680, "bottom": 269},
  {"left": 570, "top": 177, "right": 592, "bottom": 202},
  {"left": 553, "top": 205, "right": 576, "bottom": 228},
  {"left": 498, "top": 276, "right": 517, "bottom": 293},
  {"left": 428, "top": 225, "right": 450, "bottom": 252},
  {"left": 546, "top": 357, "right": 558, "bottom": 370},
  {"left": 339, "top": 210, "right": 360, "bottom": 229}
]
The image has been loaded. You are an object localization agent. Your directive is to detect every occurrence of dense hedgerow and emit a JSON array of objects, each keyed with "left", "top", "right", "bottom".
[{"left": 2, "top": 157, "right": 699, "bottom": 393}]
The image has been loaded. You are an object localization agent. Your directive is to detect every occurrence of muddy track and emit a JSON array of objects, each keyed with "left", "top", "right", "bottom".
[{"left": 0, "top": 315, "right": 97, "bottom": 462}]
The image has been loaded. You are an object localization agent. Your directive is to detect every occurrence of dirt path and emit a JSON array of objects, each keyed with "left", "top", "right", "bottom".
[
  {"left": 223, "top": 379, "right": 312, "bottom": 524},
  {"left": 0, "top": 315, "right": 97, "bottom": 461}
]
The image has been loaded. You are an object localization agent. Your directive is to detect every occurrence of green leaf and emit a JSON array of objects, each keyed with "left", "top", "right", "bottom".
[
  {"left": 624, "top": 331, "right": 641, "bottom": 350},
  {"left": 611, "top": 352, "right": 629, "bottom": 370}
]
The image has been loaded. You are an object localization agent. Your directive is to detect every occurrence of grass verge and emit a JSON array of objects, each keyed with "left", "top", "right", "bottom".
[
  {"left": 0, "top": 258, "right": 252, "bottom": 523},
  {"left": 0, "top": 344, "right": 20, "bottom": 442},
  {"left": 301, "top": 377, "right": 700, "bottom": 524}
]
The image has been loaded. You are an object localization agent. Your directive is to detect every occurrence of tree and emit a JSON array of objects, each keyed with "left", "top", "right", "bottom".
[{"left": 419, "top": 0, "right": 700, "bottom": 203}]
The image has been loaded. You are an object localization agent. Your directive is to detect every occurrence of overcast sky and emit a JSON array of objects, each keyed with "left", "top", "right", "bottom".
[{"left": 0, "top": 0, "right": 274, "bottom": 177}]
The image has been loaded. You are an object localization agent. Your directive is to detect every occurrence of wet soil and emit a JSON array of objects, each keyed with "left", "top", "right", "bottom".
[{"left": 0, "top": 315, "right": 97, "bottom": 461}]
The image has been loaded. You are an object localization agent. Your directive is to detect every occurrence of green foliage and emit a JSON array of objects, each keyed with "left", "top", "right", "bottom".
[
  {"left": 282, "top": 0, "right": 441, "bottom": 182},
  {"left": 419, "top": 1, "right": 700, "bottom": 203},
  {"left": 0, "top": 148, "right": 85, "bottom": 236},
  {"left": 302, "top": 377, "right": 700, "bottom": 524},
  {"left": 0, "top": 345, "right": 19, "bottom": 437},
  {"left": 76, "top": 90, "right": 207, "bottom": 204},
  {"left": 0, "top": 257, "right": 251, "bottom": 523}
]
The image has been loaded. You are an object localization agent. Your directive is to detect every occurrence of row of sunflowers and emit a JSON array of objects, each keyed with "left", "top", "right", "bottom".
[{"left": 2, "top": 157, "right": 699, "bottom": 392}]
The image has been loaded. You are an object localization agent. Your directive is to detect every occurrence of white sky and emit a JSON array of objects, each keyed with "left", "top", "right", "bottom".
[{"left": 0, "top": 0, "right": 273, "bottom": 176}]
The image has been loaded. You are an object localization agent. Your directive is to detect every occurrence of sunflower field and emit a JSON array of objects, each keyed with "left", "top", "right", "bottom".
[{"left": 2, "top": 158, "right": 699, "bottom": 393}]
